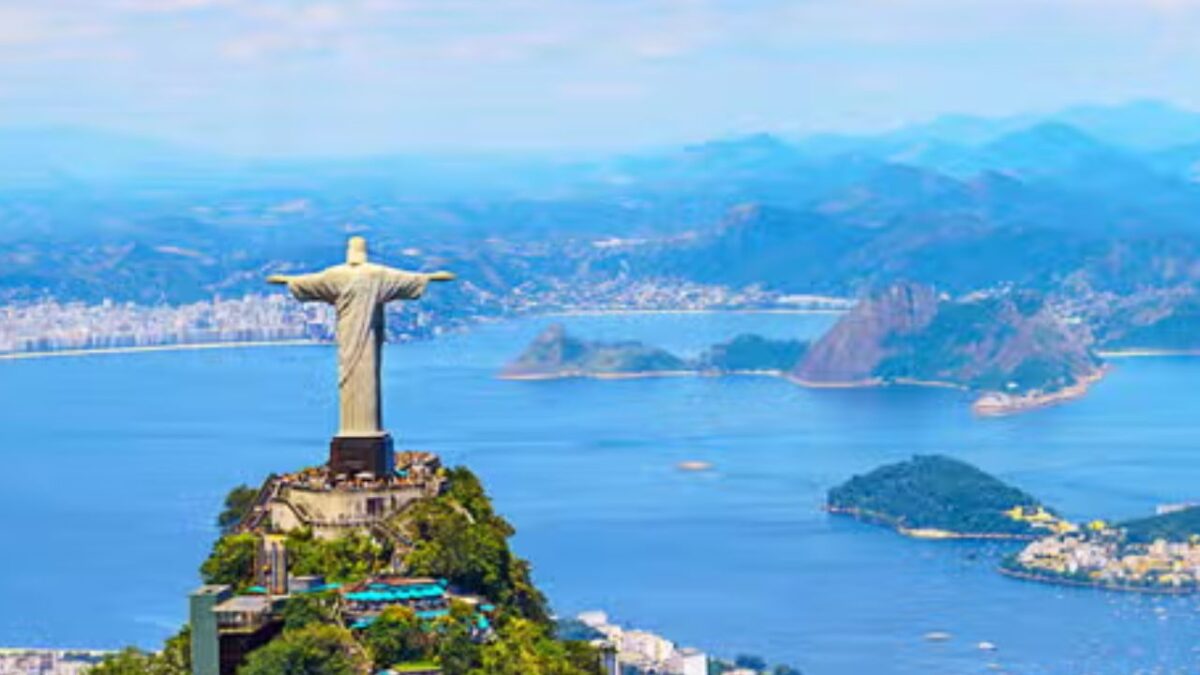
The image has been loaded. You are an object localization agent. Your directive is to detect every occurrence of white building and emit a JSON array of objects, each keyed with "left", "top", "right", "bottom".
[{"left": 575, "top": 610, "right": 710, "bottom": 675}]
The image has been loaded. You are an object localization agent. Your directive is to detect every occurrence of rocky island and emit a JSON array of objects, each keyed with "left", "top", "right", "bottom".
[
  {"left": 500, "top": 324, "right": 809, "bottom": 379},
  {"left": 791, "top": 283, "right": 1106, "bottom": 415},
  {"left": 826, "top": 455, "right": 1072, "bottom": 539}
]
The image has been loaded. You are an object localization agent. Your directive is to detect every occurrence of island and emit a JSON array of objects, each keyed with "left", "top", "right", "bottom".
[
  {"left": 500, "top": 324, "right": 692, "bottom": 379},
  {"left": 792, "top": 283, "right": 1106, "bottom": 415},
  {"left": 1004, "top": 505, "right": 1200, "bottom": 593},
  {"left": 500, "top": 323, "right": 809, "bottom": 380},
  {"left": 828, "top": 456, "right": 1200, "bottom": 594},
  {"left": 503, "top": 283, "right": 1106, "bottom": 415},
  {"left": 826, "top": 455, "right": 1072, "bottom": 539}
]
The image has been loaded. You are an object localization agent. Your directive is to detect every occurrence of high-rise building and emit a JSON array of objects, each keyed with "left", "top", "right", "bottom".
[{"left": 188, "top": 585, "right": 231, "bottom": 675}]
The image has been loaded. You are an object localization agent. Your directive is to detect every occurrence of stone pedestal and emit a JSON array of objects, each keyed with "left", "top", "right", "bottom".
[{"left": 329, "top": 434, "right": 394, "bottom": 477}]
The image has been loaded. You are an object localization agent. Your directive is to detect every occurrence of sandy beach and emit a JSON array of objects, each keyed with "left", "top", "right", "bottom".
[
  {"left": 0, "top": 339, "right": 323, "bottom": 362},
  {"left": 542, "top": 307, "right": 849, "bottom": 317},
  {"left": 824, "top": 506, "right": 1038, "bottom": 541},
  {"left": 971, "top": 368, "right": 1108, "bottom": 417}
]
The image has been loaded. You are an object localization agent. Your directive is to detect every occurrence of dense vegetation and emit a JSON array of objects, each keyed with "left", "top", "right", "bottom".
[
  {"left": 504, "top": 324, "right": 687, "bottom": 377},
  {"left": 1121, "top": 506, "right": 1200, "bottom": 544},
  {"left": 507, "top": 325, "right": 811, "bottom": 378},
  {"left": 239, "top": 624, "right": 368, "bottom": 675},
  {"left": 88, "top": 628, "right": 190, "bottom": 675},
  {"left": 827, "top": 455, "right": 1048, "bottom": 535},
  {"left": 107, "top": 469, "right": 601, "bottom": 675},
  {"left": 217, "top": 484, "right": 258, "bottom": 533},
  {"left": 397, "top": 466, "right": 549, "bottom": 624},
  {"left": 199, "top": 528, "right": 388, "bottom": 591}
]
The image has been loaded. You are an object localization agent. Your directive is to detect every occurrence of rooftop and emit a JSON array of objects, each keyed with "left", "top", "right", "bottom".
[{"left": 214, "top": 595, "right": 273, "bottom": 614}]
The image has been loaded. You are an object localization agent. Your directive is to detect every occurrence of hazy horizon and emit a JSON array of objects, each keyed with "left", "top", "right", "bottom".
[
  {"left": 3, "top": 98, "right": 1199, "bottom": 163},
  {"left": 3, "top": 1, "right": 1200, "bottom": 157}
]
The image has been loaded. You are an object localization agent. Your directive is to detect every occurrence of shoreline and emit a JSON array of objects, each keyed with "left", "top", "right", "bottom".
[
  {"left": 542, "top": 307, "right": 849, "bottom": 317},
  {"left": 502, "top": 366, "right": 1095, "bottom": 417},
  {"left": 1097, "top": 348, "right": 1200, "bottom": 358},
  {"left": 997, "top": 565, "right": 1197, "bottom": 595},
  {"left": 499, "top": 368, "right": 788, "bottom": 381},
  {"left": 0, "top": 307, "right": 838, "bottom": 364},
  {"left": 0, "top": 339, "right": 324, "bottom": 361},
  {"left": 824, "top": 506, "right": 1038, "bottom": 541},
  {"left": 970, "top": 368, "right": 1108, "bottom": 417}
]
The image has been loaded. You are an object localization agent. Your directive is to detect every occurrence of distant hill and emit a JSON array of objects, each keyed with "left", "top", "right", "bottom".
[
  {"left": 500, "top": 324, "right": 689, "bottom": 379},
  {"left": 501, "top": 325, "right": 809, "bottom": 379},
  {"left": 1121, "top": 507, "right": 1200, "bottom": 544},
  {"left": 502, "top": 300, "right": 1111, "bottom": 413},
  {"left": 792, "top": 283, "right": 1103, "bottom": 399},
  {"left": 694, "top": 333, "right": 809, "bottom": 372},
  {"left": 799, "top": 100, "right": 1200, "bottom": 157},
  {"left": 1051, "top": 100, "right": 1200, "bottom": 151},
  {"left": 1097, "top": 294, "right": 1200, "bottom": 352},
  {"left": 827, "top": 455, "right": 1054, "bottom": 537},
  {"left": 792, "top": 284, "right": 941, "bottom": 384}
]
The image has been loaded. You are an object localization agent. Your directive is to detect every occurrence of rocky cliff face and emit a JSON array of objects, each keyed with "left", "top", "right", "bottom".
[
  {"left": 793, "top": 283, "right": 1103, "bottom": 394},
  {"left": 792, "top": 283, "right": 941, "bottom": 384}
]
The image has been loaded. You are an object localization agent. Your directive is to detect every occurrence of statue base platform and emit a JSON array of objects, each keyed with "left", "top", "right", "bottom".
[{"left": 329, "top": 434, "right": 395, "bottom": 477}]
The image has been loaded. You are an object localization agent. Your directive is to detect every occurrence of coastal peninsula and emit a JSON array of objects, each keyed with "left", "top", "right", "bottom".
[
  {"left": 829, "top": 455, "right": 1200, "bottom": 594},
  {"left": 503, "top": 282, "right": 1105, "bottom": 415},
  {"left": 792, "top": 283, "right": 1106, "bottom": 415},
  {"left": 826, "top": 455, "right": 1071, "bottom": 539}
]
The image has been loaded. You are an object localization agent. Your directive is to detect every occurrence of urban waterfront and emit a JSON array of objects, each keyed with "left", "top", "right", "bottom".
[{"left": 4, "top": 311, "right": 1200, "bottom": 674}]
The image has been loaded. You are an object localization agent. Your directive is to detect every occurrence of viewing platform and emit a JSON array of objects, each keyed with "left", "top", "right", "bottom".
[{"left": 237, "top": 451, "right": 445, "bottom": 539}]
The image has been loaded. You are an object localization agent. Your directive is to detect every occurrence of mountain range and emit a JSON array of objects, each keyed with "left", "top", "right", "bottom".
[{"left": 4, "top": 100, "right": 1200, "bottom": 353}]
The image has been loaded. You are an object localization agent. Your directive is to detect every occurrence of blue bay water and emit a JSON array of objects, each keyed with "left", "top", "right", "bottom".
[{"left": 4, "top": 311, "right": 1200, "bottom": 673}]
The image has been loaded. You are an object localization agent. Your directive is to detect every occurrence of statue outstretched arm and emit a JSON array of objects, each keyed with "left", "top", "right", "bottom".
[
  {"left": 380, "top": 267, "right": 454, "bottom": 301},
  {"left": 270, "top": 270, "right": 342, "bottom": 303}
]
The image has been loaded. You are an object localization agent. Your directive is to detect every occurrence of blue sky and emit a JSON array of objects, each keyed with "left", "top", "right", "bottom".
[{"left": 1, "top": 0, "right": 1199, "bottom": 156}]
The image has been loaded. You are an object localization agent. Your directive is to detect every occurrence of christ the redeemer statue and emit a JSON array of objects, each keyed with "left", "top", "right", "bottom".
[{"left": 268, "top": 236, "right": 453, "bottom": 476}]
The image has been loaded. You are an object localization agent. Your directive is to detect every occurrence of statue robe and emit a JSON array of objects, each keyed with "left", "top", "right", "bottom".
[{"left": 285, "top": 262, "right": 428, "bottom": 437}]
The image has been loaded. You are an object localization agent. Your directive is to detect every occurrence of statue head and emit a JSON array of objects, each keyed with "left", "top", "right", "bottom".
[{"left": 346, "top": 236, "right": 368, "bottom": 265}]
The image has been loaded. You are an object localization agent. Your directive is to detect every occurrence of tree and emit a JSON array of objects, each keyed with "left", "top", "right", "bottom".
[
  {"left": 90, "top": 649, "right": 157, "bottom": 675},
  {"left": 89, "top": 629, "right": 189, "bottom": 675},
  {"left": 281, "top": 590, "right": 342, "bottom": 632},
  {"left": 218, "top": 484, "right": 259, "bottom": 532},
  {"left": 285, "top": 528, "right": 388, "bottom": 583},
  {"left": 434, "top": 600, "right": 483, "bottom": 675},
  {"left": 156, "top": 626, "right": 191, "bottom": 674},
  {"left": 199, "top": 533, "right": 257, "bottom": 590},
  {"left": 735, "top": 654, "right": 768, "bottom": 671},
  {"left": 468, "top": 618, "right": 600, "bottom": 675},
  {"left": 361, "top": 605, "right": 430, "bottom": 669},
  {"left": 400, "top": 467, "right": 549, "bottom": 624},
  {"left": 238, "top": 624, "right": 368, "bottom": 675}
]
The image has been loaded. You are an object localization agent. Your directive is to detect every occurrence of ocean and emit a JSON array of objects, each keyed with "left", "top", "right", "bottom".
[{"left": 4, "top": 311, "right": 1200, "bottom": 674}]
